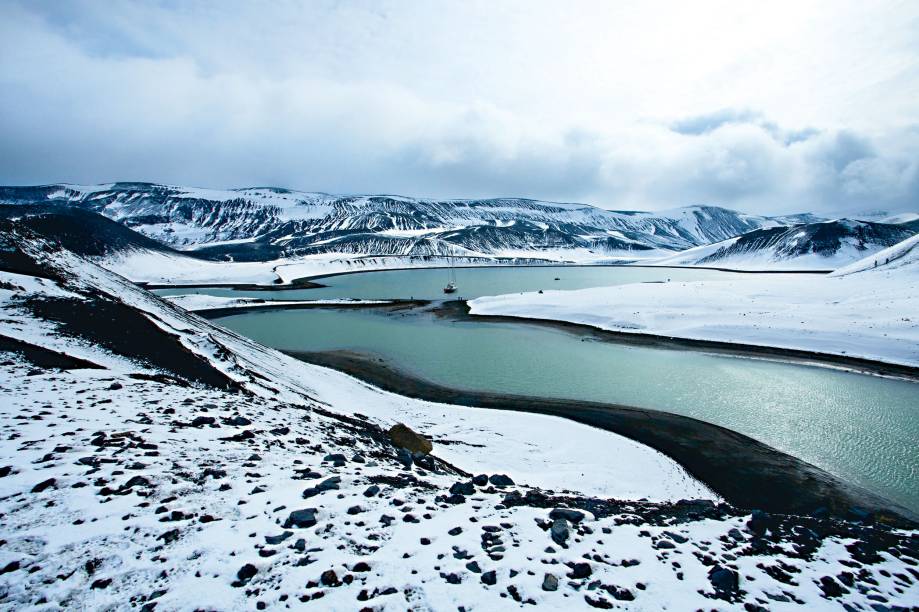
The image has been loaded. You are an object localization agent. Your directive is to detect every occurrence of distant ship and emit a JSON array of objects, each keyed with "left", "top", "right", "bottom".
[{"left": 443, "top": 258, "right": 458, "bottom": 294}]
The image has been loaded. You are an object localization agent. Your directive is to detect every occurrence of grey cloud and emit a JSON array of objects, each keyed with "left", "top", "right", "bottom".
[
  {"left": 0, "top": 2, "right": 916, "bottom": 218},
  {"left": 670, "top": 109, "right": 764, "bottom": 135}
]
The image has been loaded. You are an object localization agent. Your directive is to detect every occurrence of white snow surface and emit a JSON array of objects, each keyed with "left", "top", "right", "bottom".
[{"left": 470, "top": 242, "right": 919, "bottom": 367}]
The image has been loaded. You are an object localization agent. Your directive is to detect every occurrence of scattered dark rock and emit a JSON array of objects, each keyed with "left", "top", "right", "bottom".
[
  {"left": 236, "top": 563, "right": 257, "bottom": 585},
  {"left": 450, "top": 481, "right": 475, "bottom": 496},
  {"left": 542, "top": 573, "right": 559, "bottom": 591},
  {"left": 481, "top": 570, "right": 497, "bottom": 586},
  {"left": 265, "top": 532, "right": 293, "bottom": 545},
  {"left": 190, "top": 416, "right": 216, "bottom": 427},
  {"left": 488, "top": 474, "right": 514, "bottom": 487},
  {"left": 283, "top": 508, "right": 318, "bottom": 529},
  {"left": 550, "top": 518, "right": 570, "bottom": 546},
  {"left": 302, "top": 477, "right": 341, "bottom": 499},
  {"left": 817, "top": 575, "right": 847, "bottom": 598},
  {"left": 320, "top": 569, "right": 339, "bottom": 587},
  {"left": 0, "top": 561, "right": 20, "bottom": 575},
  {"left": 568, "top": 562, "right": 592, "bottom": 579},
  {"left": 363, "top": 485, "right": 380, "bottom": 498},
  {"left": 31, "top": 478, "right": 56, "bottom": 493},
  {"left": 550, "top": 508, "right": 585, "bottom": 524},
  {"left": 708, "top": 565, "right": 739, "bottom": 598}
]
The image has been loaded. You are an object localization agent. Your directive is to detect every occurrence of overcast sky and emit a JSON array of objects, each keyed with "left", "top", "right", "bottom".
[{"left": 1, "top": 0, "right": 917, "bottom": 214}]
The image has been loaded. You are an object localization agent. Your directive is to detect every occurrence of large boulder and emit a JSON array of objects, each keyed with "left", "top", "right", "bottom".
[{"left": 388, "top": 423, "right": 433, "bottom": 455}]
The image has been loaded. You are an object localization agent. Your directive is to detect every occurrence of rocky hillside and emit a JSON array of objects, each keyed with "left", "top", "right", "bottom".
[
  {"left": 651, "top": 219, "right": 916, "bottom": 270},
  {"left": 0, "top": 217, "right": 917, "bottom": 609},
  {"left": 0, "top": 183, "right": 821, "bottom": 261}
]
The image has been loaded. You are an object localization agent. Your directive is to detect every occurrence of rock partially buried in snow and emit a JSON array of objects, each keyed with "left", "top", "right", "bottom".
[
  {"left": 708, "top": 565, "right": 739, "bottom": 598},
  {"left": 283, "top": 508, "right": 318, "bottom": 529},
  {"left": 542, "top": 573, "right": 558, "bottom": 591},
  {"left": 488, "top": 474, "right": 514, "bottom": 487},
  {"left": 549, "top": 507, "right": 585, "bottom": 524},
  {"left": 387, "top": 423, "right": 433, "bottom": 454},
  {"left": 550, "top": 518, "right": 570, "bottom": 546}
]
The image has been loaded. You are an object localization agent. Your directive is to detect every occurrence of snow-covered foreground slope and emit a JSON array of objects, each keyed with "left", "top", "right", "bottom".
[
  {"left": 471, "top": 236, "right": 919, "bottom": 368},
  {"left": 3, "top": 226, "right": 918, "bottom": 609}
]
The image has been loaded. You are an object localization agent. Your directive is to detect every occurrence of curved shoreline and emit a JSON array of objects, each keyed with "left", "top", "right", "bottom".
[
  {"left": 194, "top": 299, "right": 429, "bottom": 319},
  {"left": 440, "top": 301, "right": 919, "bottom": 381},
  {"left": 288, "top": 348, "right": 916, "bottom": 525},
  {"left": 141, "top": 260, "right": 831, "bottom": 293}
]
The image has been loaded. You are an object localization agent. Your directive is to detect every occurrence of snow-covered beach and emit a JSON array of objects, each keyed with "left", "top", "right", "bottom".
[{"left": 470, "top": 235, "right": 919, "bottom": 369}]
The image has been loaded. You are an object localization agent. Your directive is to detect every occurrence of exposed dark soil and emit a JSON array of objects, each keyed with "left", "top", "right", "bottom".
[
  {"left": 0, "top": 333, "right": 104, "bottom": 370},
  {"left": 24, "top": 296, "right": 241, "bottom": 390}
]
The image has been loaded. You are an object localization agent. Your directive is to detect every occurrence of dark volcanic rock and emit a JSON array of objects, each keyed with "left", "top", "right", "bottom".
[
  {"left": 550, "top": 518, "right": 570, "bottom": 546},
  {"left": 31, "top": 478, "right": 56, "bottom": 493},
  {"left": 708, "top": 565, "right": 739, "bottom": 598},
  {"left": 481, "top": 570, "right": 497, "bottom": 586},
  {"left": 450, "top": 481, "right": 475, "bottom": 496},
  {"left": 283, "top": 508, "right": 318, "bottom": 529},
  {"left": 320, "top": 569, "right": 339, "bottom": 586},
  {"left": 488, "top": 474, "right": 514, "bottom": 487},
  {"left": 568, "top": 562, "right": 592, "bottom": 579},
  {"left": 302, "top": 477, "right": 341, "bottom": 499},
  {"left": 190, "top": 416, "right": 216, "bottom": 427},
  {"left": 542, "top": 573, "right": 559, "bottom": 591},
  {"left": 265, "top": 531, "right": 293, "bottom": 545},
  {"left": 550, "top": 508, "right": 585, "bottom": 524}
]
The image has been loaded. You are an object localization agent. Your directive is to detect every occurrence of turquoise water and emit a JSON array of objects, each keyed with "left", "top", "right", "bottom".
[
  {"left": 158, "top": 266, "right": 919, "bottom": 512},
  {"left": 153, "top": 265, "right": 749, "bottom": 301}
]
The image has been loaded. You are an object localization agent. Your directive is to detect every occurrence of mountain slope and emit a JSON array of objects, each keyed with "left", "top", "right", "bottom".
[
  {"left": 0, "top": 183, "right": 820, "bottom": 261},
  {"left": 831, "top": 232, "right": 919, "bottom": 277},
  {"left": 650, "top": 219, "right": 916, "bottom": 270}
]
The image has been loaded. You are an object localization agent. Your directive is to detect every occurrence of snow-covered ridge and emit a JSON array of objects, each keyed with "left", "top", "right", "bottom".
[
  {"left": 647, "top": 219, "right": 916, "bottom": 271},
  {"left": 0, "top": 182, "right": 828, "bottom": 261},
  {"left": 831, "top": 232, "right": 919, "bottom": 277}
]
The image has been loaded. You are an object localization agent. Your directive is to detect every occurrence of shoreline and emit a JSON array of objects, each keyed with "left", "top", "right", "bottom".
[
  {"left": 140, "top": 260, "right": 832, "bottom": 293},
  {"left": 440, "top": 301, "right": 919, "bottom": 381},
  {"left": 194, "top": 299, "right": 429, "bottom": 318},
  {"left": 287, "top": 348, "right": 917, "bottom": 525}
]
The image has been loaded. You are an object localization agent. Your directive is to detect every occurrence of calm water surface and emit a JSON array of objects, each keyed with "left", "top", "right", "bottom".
[{"left": 158, "top": 266, "right": 919, "bottom": 512}]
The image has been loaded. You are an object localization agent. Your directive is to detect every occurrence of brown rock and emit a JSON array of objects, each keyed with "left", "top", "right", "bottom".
[{"left": 388, "top": 423, "right": 433, "bottom": 455}]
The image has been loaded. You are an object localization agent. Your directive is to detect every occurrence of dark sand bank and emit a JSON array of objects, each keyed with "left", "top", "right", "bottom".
[{"left": 288, "top": 348, "right": 917, "bottom": 526}]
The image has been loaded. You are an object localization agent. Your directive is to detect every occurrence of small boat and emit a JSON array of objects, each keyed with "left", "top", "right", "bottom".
[{"left": 443, "top": 257, "right": 458, "bottom": 294}]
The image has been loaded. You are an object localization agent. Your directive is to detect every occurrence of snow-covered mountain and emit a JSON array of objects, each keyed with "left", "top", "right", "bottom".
[
  {"left": 650, "top": 219, "right": 916, "bottom": 270},
  {"left": 0, "top": 183, "right": 821, "bottom": 261}
]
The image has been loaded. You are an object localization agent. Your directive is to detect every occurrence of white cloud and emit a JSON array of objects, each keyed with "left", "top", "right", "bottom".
[{"left": 0, "top": 0, "right": 917, "bottom": 214}]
